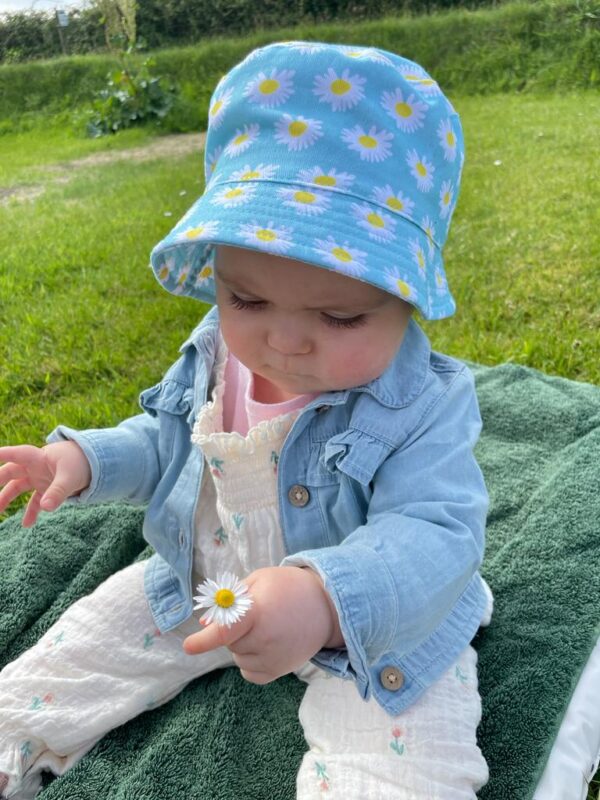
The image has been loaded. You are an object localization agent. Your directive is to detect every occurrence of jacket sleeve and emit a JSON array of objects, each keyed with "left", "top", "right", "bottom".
[{"left": 282, "top": 366, "right": 488, "bottom": 675}]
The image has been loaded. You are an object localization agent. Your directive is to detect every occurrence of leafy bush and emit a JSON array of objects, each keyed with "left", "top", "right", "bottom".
[{"left": 86, "top": 57, "right": 177, "bottom": 136}]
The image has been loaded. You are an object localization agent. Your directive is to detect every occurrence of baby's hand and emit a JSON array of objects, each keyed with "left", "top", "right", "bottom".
[
  {"left": 0, "top": 442, "right": 92, "bottom": 527},
  {"left": 183, "top": 566, "right": 344, "bottom": 684}
]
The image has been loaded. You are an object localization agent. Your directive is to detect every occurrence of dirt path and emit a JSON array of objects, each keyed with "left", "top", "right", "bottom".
[{"left": 1, "top": 132, "right": 206, "bottom": 205}]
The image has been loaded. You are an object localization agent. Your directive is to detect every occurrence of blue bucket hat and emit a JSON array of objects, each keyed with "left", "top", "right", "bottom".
[{"left": 150, "top": 41, "right": 465, "bottom": 320}]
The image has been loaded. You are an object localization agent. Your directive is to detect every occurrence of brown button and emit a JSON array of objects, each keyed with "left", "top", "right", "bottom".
[
  {"left": 288, "top": 484, "right": 310, "bottom": 507},
  {"left": 380, "top": 666, "right": 404, "bottom": 691}
]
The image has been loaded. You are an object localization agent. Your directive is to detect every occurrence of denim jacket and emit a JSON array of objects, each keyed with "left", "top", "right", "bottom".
[{"left": 48, "top": 306, "right": 489, "bottom": 715}]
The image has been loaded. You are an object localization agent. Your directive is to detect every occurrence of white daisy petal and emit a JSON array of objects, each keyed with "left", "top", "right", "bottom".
[
  {"left": 274, "top": 114, "right": 323, "bottom": 151},
  {"left": 224, "top": 123, "right": 260, "bottom": 157},
  {"left": 381, "top": 88, "right": 428, "bottom": 132},
  {"left": 439, "top": 180, "right": 454, "bottom": 219},
  {"left": 313, "top": 67, "right": 366, "bottom": 111},
  {"left": 313, "top": 236, "right": 368, "bottom": 277},
  {"left": 277, "top": 186, "right": 331, "bottom": 215},
  {"left": 406, "top": 149, "right": 435, "bottom": 192},
  {"left": 229, "top": 163, "right": 279, "bottom": 182},
  {"left": 371, "top": 185, "right": 415, "bottom": 218},
  {"left": 350, "top": 202, "right": 397, "bottom": 243},
  {"left": 341, "top": 124, "right": 394, "bottom": 163},
  {"left": 239, "top": 221, "right": 294, "bottom": 254},
  {"left": 438, "top": 118, "right": 458, "bottom": 161},
  {"left": 244, "top": 68, "right": 295, "bottom": 107},
  {"left": 208, "top": 87, "right": 233, "bottom": 129},
  {"left": 384, "top": 268, "right": 419, "bottom": 302},
  {"left": 296, "top": 166, "right": 355, "bottom": 191},
  {"left": 397, "top": 64, "right": 441, "bottom": 95},
  {"left": 211, "top": 183, "right": 257, "bottom": 208}
]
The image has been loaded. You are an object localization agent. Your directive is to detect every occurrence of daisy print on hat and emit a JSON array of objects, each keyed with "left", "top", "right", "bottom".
[
  {"left": 381, "top": 88, "right": 428, "bottom": 133},
  {"left": 274, "top": 114, "right": 323, "bottom": 151},
  {"left": 244, "top": 68, "right": 295, "bottom": 107},
  {"left": 208, "top": 87, "right": 233, "bottom": 129},
  {"left": 371, "top": 185, "right": 415, "bottom": 219},
  {"left": 439, "top": 181, "right": 454, "bottom": 219},
  {"left": 229, "top": 163, "right": 279, "bottom": 182},
  {"left": 438, "top": 118, "right": 458, "bottom": 161},
  {"left": 407, "top": 149, "right": 435, "bottom": 191},
  {"left": 397, "top": 63, "right": 441, "bottom": 94},
  {"left": 384, "top": 268, "right": 419, "bottom": 303},
  {"left": 277, "top": 186, "right": 331, "bottom": 215},
  {"left": 351, "top": 202, "right": 397, "bottom": 243},
  {"left": 224, "top": 123, "right": 260, "bottom": 157},
  {"left": 175, "top": 220, "right": 220, "bottom": 243},
  {"left": 313, "top": 236, "right": 368, "bottom": 277},
  {"left": 211, "top": 183, "right": 257, "bottom": 207},
  {"left": 239, "top": 221, "right": 294, "bottom": 254},
  {"left": 313, "top": 67, "right": 366, "bottom": 111},
  {"left": 341, "top": 124, "right": 394, "bottom": 162},
  {"left": 297, "top": 166, "right": 355, "bottom": 191}
]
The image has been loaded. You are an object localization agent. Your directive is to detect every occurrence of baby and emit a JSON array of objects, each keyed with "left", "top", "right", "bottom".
[{"left": 0, "top": 41, "right": 492, "bottom": 799}]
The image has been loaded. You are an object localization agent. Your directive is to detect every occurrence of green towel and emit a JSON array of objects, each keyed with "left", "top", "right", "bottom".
[{"left": 1, "top": 362, "right": 599, "bottom": 799}]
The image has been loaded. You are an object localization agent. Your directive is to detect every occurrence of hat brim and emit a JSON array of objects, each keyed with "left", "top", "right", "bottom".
[{"left": 150, "top": 179, "right": 456, "bottom": 321}]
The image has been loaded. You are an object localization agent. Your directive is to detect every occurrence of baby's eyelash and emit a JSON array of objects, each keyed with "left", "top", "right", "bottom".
[
  {"left": 321, "top": 314, "right": 366, "bottom": 330},
  {"left": 228, "top": 293, "right": 265, "bottom": 311}
]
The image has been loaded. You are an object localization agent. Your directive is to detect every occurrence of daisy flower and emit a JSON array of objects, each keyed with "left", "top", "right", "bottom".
[
  {"left": 156, "top": 254, "right": 176, "bottom": 285},
  {"left": 384, "top": 268, "right": 418, "bottom": 302},
  {"left": 381, "top": 88, "right": 428, "bottom": 133},
  {"left": 281, "top": 41, "right": 326, "bottom": 55},
  {"left": 371, "top": 185, "right": 415, "bottom": 218},
  {"left": 274, "top": 114, "right": 323, "bottom": 151},
  {"left": 175, "top": 220, "right": 220, "bottom": 243},
  {"left": 173, "top": 264, "right": 191, "bottom": 294},
  {"left": 239, "top": 221, "right": 294, "bottom": 254},
  {"left": 208, "top": 86, "right": 233, "bottom": 129},
  {"left": 277, "top": 186, "right": 330, "bottom": 215},
  {"left": 341, "top": 124, "right": 394, "bottom": 163},
  {"left": 211, "top": 183, "right": 256, "bottom": 208},
  {"left": 194, "top": 264, "right": 214, "bottom": 288},
  {"left": 296, "top": 166, "right": 355, "bottom": 191},
  {"left": 313, "top": 236, "right": 368, "bottom": 277},
  {"left": 244, "top": 68, "right": 295, "bottom": 107},
  {"left": 313, "top": 67, "right": 366, "bottom": 111},
  {"left": 205, "top": 145, "right": 223, "bottom": 182},
  {"left": 409, "top": 239, "right": 427, "bottom": 274},
  {"left": 340, "top": 47, "right": 393, "bottom": 65},
  {"left": 224, "top": 123, "right": 260, "bottom": 157},
  {"left": 406, "top": 149, "right": 435, "bottom": 192},
  {"left": 438, "top": 118, "right": 458, "bottom": 161},
  {"left": 397, "top": 64, "right": 441, "bottom": 94},
  {"left": 193, "top": 572, "right": 253, "bottom": 628},
  {"left": 350, "top": 202, "right": 396, "bottom": 243},
  {"left": 434, "top": 268, "right": 448, "bottom": 295},
  {"left": 229, "top": 163, "right": 279, "bottom": 182},
  {"left": 439, "top": 180, "right": 454, "bottom": 219}
]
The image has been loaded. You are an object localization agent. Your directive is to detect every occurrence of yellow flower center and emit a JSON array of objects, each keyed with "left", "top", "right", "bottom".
[
  {"left": 443, "top": 192, "right": 451, "bottom": 205},
  {"left": 358, "top": 135, "right": 378, "bottom": 149},
  {"left": 331, "top": 78, "right": 351, "bottom": 95},
  {"left": 331, "top": 247, "right": 352, "bottom": 263},
  {"left": 158, "top": 266, "right": 169, "bottom": 281},
  {"left": 418, "top": 250, "right": 425, "bottom": 267},
  {"left": 436, "top": 272, "right": 444, "bottom": 287},
  {"left": 215, "top": 589, "right": 235, "bottom": 608},
  {"left": 293, "top": 190, "right": 316, "bottom": 204},
  {"left": 177, "top": 270, "right": 188, "bottom": 286},
  {"left": 241, "top": 170, "right": 260, "bottom": 180},
  {"left": 396, "top": 280, "right": 412, "bottom": 298},
  {"left": 419, "top": 78, "right": 436, "bottom": 87},
  {"left": 395, "top": 101, "right": 412, "bottom": 118},
  {"left": 259, "top": 78, "right": 280, "bottom": 95},
  {"left": 233, "top": 133, "right": 249, "bottom": 146},
  {"left": 386, "top": 197, "right": 404, "bottom": 211},
  {"left": 314, "top": 175, "right": 336, "bottom": 186},
  {"left": 256, "top": 228, "right": 277, "bottom": 242},
  {"left": 210, "top": 99, "right": 223, "bottom": 117},
  {"left": 185, "top": 225, "right": 204, "bottom": 239},
  {"left": 199, "top": 266, "right": 212, "bottom": 279},
  {"left": 289, "top": 120, "right": 308, "bottom": 137},
  {"left": 416, "top": 162, "right": 427, "bottom": 177},
  {"left": 367, "top": 212, "right": 384, "bottom": 228},
  {"left": 446, "top": 131, "right": 456, "bottom": 147},
  {"left": 225, "top": 188, "right": 244, "bottom": 199}
]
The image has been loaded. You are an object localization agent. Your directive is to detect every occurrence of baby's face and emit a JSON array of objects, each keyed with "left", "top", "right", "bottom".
[{"left": 215, "top": 245, "right": 412, "bottom": 402}]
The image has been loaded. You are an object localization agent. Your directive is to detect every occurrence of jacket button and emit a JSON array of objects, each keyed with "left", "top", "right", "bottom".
[
  {"left": 178, "top": 529, "right": 185, "bottom": 547},
  {"left": 288, "top": 484, "right": 310, "bottom": 507},
  {"left": 380, "top": 666, "right": 404, "bottom": 691}
]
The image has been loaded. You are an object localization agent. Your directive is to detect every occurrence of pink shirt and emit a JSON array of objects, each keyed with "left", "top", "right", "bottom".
[{"left": 222, "top": 352, "right": 317, "bottom": 435}]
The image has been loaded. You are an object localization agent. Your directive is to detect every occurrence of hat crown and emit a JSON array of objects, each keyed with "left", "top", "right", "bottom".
[{"left": 204, "top": 41, "right": 464, "bottom": 249}]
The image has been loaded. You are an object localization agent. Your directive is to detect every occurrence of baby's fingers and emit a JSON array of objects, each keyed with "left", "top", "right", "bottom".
[
  {"left": 0, "top": 477, "right": 33, "bottom": 515},
  {"left": 0, "top": 445, "right": 45, "bottom": 468},
  {"left": 21, "top": 491, "right": 43, "bottom": 528},
  {"left": 0, "top": 461, "right": 28, "bottom": 488}
]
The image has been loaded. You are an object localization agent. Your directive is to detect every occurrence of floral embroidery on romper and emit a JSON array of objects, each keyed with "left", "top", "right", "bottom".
[
  {"left": 232, "top": 513, "right": 244, "bottom": 530},
  {"left": 209, "top": 457, "right": 225, "bottom": 478},
  {"left": 455, "top": 664, "right": 469, "bottom": 687},
  {"left": 270, "top": 450, "right": 279, "bottom": 474},
  {"left": 314, "top": 761, "right": 330, "bottom": 791},
  {"left": 29, "top": 694, "right": 54, "bottom": 711},
  {"left": 20, "top": 741, "right": 33, "bottom": 767},
  {"left": 390, "top": 725, "right": 405, "bottom": 755},
  {"left": 45, "top": 631, "right": 65, "bottom": 648},
  {"left": 143, "top": 629, "right": 161, "bottom": 649},
  {"left": 213, "top": 526, "right": 228, "bottom": 546}
]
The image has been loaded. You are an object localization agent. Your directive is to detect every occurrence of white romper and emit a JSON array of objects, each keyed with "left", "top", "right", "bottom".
[{"left": 0, "top": 344, "right": 490, "bottom": 800}]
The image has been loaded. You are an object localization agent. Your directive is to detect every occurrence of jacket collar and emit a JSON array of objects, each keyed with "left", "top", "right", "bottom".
[{"left": 181, "top": 308, "right": 430, "bottom": 410}]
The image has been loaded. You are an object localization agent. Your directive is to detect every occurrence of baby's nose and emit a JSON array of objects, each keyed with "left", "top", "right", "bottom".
[{"left": 267, "top": 321, "right": 311, "bottom": 355}]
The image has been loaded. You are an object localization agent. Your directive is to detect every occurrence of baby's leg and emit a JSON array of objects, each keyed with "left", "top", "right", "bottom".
[
  {"left": 0, "top": 561, "right": 233, "bottom": 799},
  {"left": 295, "top": 646, "right": 488, "bottom": 799}
]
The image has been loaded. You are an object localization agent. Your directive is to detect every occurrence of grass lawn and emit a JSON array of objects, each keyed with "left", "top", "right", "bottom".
[{"left": 1, "top": 89, "right": 599, "bottom": 477}]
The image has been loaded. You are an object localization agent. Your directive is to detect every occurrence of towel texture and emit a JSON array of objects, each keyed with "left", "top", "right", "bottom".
[{"left": 1, "top": 362, "right": 599, "bottom": 799}]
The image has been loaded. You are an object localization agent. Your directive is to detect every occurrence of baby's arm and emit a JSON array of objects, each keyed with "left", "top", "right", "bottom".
[
  {"left": 183, "top": 566, "right": 343, "bottom": 683},
  {"left": 0, "top": 441, "right": 92, "bottom": 527}
]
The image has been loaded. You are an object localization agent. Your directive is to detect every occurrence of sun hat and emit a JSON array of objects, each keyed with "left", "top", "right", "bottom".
[{"left": 150, "top": 40, "right": 465, "bottom": 320}]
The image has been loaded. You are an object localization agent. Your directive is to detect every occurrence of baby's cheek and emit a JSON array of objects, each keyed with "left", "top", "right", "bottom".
[{"left": 326, "top": 344, "right": 391, "bottom": 388}]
